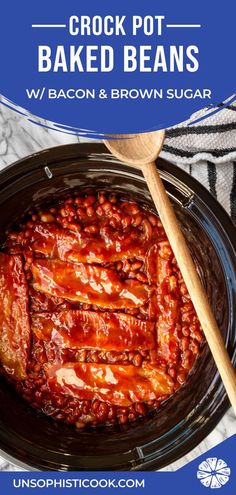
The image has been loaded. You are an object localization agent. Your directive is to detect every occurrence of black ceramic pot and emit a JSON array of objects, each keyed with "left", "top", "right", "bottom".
[{"left": 0, "top": 143, "right": 235, "bottom": 471}]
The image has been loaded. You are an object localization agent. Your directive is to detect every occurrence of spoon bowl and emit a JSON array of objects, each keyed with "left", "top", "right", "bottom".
[{"left": 105, "top": 131, "right": 165, "bottom": 166}]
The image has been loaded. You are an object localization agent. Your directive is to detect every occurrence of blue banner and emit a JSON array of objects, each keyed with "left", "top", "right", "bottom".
[{"left": 0, "top": 435, "right": 235, "bottom": 494}]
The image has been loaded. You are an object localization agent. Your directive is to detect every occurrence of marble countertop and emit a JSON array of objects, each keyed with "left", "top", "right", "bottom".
[{"left": 0, "top": 101, "right": 235, "bottom": 472}]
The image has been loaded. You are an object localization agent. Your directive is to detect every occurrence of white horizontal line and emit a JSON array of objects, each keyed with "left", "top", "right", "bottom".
[
  {"left": 32, "top": 24, "right": 66, "bottom": 28},
  {"left": 166, "top": 24, "right": 201, "bottom": 28}
]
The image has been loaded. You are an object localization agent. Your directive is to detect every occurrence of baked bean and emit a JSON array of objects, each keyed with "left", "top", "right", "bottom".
[
  {"left": 159, "top": 241, "right": 172, "bottom": 260},
  {"left": 191, "top": 329, "right": 203, "bottom": 343},
  {"left": 67, "top": 205, "right": 78, "bottom": 218},
  {"left": 55, "top": 413, "right": 66, "bottom": 421},
  {"left": 66, "top": 414, "right": 78, "bottom": 424},
  {"left": 34, "top": 378, "right": 44, "bottom": 387},
  {"left": 133, "top": 353, "right": 143, "bottom": 367},
  {"left": 119, "top": 414, "right": 128, "bottom": 424},
  {"left": 109, "top": 218, "right": 118, "bottom": 228},
  {"left": 140, "top": 350, "right": 148, "bottom": 357},
  {"left": 82, "top": 304, "right": 91, "bottom": 310},
  {"left": 135, "top": 403, "right": 147, "bottom": 416},
  {"left": 132, "top": 214, "right": 142, "bottom": 227},
  {"left": 149, "top": 350, "right": 157, "bottom": 362},
  {"left": 168, "top": 367, "right": 177, "bottom": 379},
  {"left": 76, "top": 207, "right": 87, "bottom": 221},
  {"left": 181, "top": 302, "right": 194, "bottom": 313},
  {"left": 90, "top": 351, "right": 99, "bottom": 363},
  {"left": 112, "top": 212, "right": 121, "bottom": 223},
  {"left": 82, "top": 401, "right": 91, "bottom": 415},
  {"left": 177, "top": 371, "right": 186, "bottom": 384},
  {"left": 34, "top": 390, "right": 42, "bottom": 402},
  {"left": 182, "top": 326, "right": 190, "bottom": 337},
  {"left": 117, "top": 407, "right": 128, "bottom": 417},
  {"left": 126, "top": 308, "right": 139, "bottom": 317},
  {"left": 86, "top": 206, "right": 95, "bottom": 217},
  {"left": 128, "top": 412, "right": 136, "bottom": 421},
  {"left": 108, "top": 406, "right": 116, "bottom": 420},
  {"left": 68, "top": 223, "right": 81, "bottom": 233},
  {"left": 97, "top": 402, "right": 109, "bottom": 421},
  {"left": 128, "top": 204, "right": 140, "bottom": 215},
  {"left": 91, "top": 400, "right": 100, "bottom": 414},
  {"left": 148, "top": 214, "right": 158, "bottom": 226},
  {"left": 26, "top": 221, "right": 35, "bottom": 229},
  {"left": 169, "top": 275, "right": 177, "bottom": 291},
  {"left": 123, "top": 260, "right": 131, "bottom": 273},
  {"left": 96, "top": 206, "right": 104, "bottom": 216},
  {"left": 180, "top": 283, "right": 188, "bottom": 296},
  {"left": 65, "top": 198, "right": 73, "bottom": 205},
  {"left": 76, "top": 349, "right": 87, "bottom": 362},
  {"left": 60, "top": 208, "right": 69, "bottom": 218},
  {"left": 109, "top": 194, "right": 117, "bottom": 204},
  {"left": 182, "top": 350, "right": 193, "bottom": 369},
  {"left": 75, "top": 420, "right": 86, "bottom": 429},
  {"left": 182, "top": 311, "right": 195, "bottom": 324},
  {"left": 122, "top": 215, "right": 131, "bottom": 229},
  {"left": 98, "top": 193, "right": 106, "bottom": 204},
  {"left": 181, "top": 337, "right": 190, "bottom": 352},
  {"left": 84, "top": 196, "right": 96, "bottom": 207},
  {"left": 142, "top": 218, "right": 153, "bottom": 238},
  {"left": 8, "top": 232, "right": 18, "bottom": 240},
  {"left": 128, "top": 271, "right": 137, "bottom": 279},
  {"left": 84, "top": 225, "right": 98, "bottom": 234},
  {"left": 190, "top": 339, "right": 200, "bottom": 355},
  {"left": 55, "top": 396, "right": 67, "bottom": 408},
  {"left": 136, "top": 272, "right": 148, "bottom": 283},
  {"left": 130, "top": 261, "right": 142, "bottom": 271},
  {"left": 102, "top": 201, "right": 112, "bottom": 213}
]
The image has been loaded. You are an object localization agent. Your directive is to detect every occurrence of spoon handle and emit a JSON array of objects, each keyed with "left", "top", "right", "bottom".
[{"left": 142, "top": 161, "right": 236, "bottom": 413}]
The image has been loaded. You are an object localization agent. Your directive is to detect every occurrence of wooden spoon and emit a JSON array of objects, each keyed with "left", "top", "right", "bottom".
[{"left": 104, "top": 131, "right": 236, "bottom": 413}]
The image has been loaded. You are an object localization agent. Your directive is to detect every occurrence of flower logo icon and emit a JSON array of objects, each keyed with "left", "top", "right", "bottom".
[{"left": 197, "top": 458, "right": 231, "bottom": 489}]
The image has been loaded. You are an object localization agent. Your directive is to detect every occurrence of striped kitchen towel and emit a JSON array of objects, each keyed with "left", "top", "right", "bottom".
[
  {"left": 159, "top": 99, "right": 236, "bottom": 224},
  {"left": 162, "top": 100, "right": 236, "bottom": 165}
]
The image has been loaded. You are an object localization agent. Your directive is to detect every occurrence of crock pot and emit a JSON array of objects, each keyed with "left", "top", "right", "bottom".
[{"left": 0, "top": 143, "right": 235, "bottom": 471}]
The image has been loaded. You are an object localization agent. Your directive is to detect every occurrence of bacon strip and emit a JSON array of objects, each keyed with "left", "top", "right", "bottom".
[
  {"left": 32, "top": 259, "right": 152, "bottom": 309},
  {"left": 145, "top": 242, "right": 180, "bottom": 363},
  {"left": 157, "top": 306, "right": 179, "bottom": 364},
  {"left": 46, "top": 362, "right": 174, "bottom": 406},
  {"left": 145, "top": 241, "right": 172, "bottom": 284},
  {"left": 22, "top": 222, "right": 153, "bottom": 263},
  {"left": 157, "top": 258, "right": 180, "bottom": 365},
  {"left": 0, "top": 253, "right": 30, "bottom": 379},
  {"left": 32, "top": 310, "right": 155, "bottom": 351}
]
